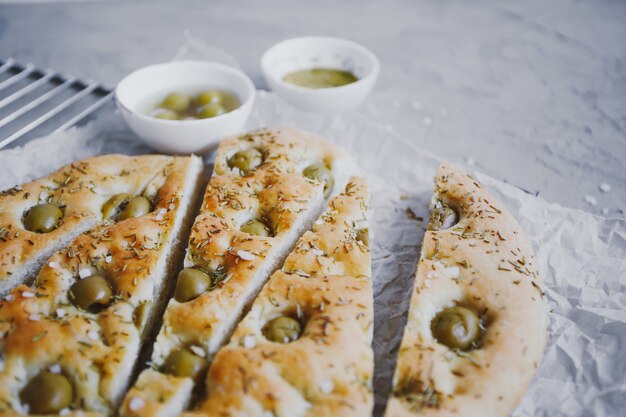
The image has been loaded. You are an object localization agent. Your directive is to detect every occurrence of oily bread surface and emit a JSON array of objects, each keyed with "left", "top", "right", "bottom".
[
  {"left": 386, "top": 162, "right": 548, "bottom": 417},
  {"left": 186, "top": 177, "right": 373, "bottom": 417},
  {"left": 0, "top": 154, "right": 178, "bottom": 294},
  {"left": 121, "top": 128, "right": 348, "bottom": 417},
  {"left": 0, "top": 156, "right": 202, "bottom": 415}
]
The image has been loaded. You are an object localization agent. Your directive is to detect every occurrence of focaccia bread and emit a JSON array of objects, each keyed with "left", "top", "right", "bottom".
[
  {"left": 120, "top": 128, "right": 351, "bottom": 417},
  {"left": 385, "top": 162, "right": 548, "bottom": 417},
  {"left": 186, "top": 177, "right": 372, "bottom": 417},
  {"left": 0, "top": 155, "right": 203, "bottom": 415},
  {"left": 0, "top": 154, "right": 193, "bottom": 295}
]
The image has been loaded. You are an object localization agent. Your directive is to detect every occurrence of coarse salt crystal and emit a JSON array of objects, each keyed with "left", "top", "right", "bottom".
[
  {"left": 169, "top": 203, "right": 175, "bottom": 210},
  {"left": 315, "top": 219, "right": 324, "bottom": 225},
  {"left": 128, "top": 397, "right": 145, "bottom": 411},
  {"left": 444, "top": 266, "right": 460, "bottom": 278},
  {"left": 49, "top": 364, "right": 62, "bottom": 374},
  {"left": 311, "top": 248, "right": 324, "bottom": 256},
  {"left": 237, "top": 250, "right": 255, "bottom": 261},
  {"left": 243, "top": 335, "right": 256, "bottom": 349},
  {"left": 59, "top": 409, "right": 71, "bottom": 416},
  {"left": 87, "top": 330, "right": 99, "bottom": 341},
  {"left": 424, "top": 279, "right": 431, "bottom": 288},
  {"left": 189, "top": 345, "right": 205, "bottom": 358},
  {"left": 22, "top": 291, "right": 35, "bottom": 298},
  {"left": 79, "top": 268, "right": 92, "bottom": 279},
  {"left": 599, "top": 183, "right": 611, "bottom": 193},
  {"left": 4, "top": 294, "right": 13, "bottom": 302},
  {"left": 155, "top": 208, "right": 167, "bottom": 221},
  {"left": 105, "top": 255, "right": 113, "bottom": 264},
  {"left": 56, "top": 308, "right": 66, "bottom": 318},
  {"left": 48, "top": 261, "right": 59, "bottom": 269},
  {"left": 39, "top": 191, "right": 49, "bottom": 202},
  {"left": 426, "top": 271, "right": 435, "bottom": 279},
  {"left": 29, "top": 314, "right": 39, "bottom": 321},
  {"left": 319, "top": 380, "right": 334, "bottom": 394}
]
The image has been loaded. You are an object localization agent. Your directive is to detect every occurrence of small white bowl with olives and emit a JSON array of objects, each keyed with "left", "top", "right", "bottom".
[
  {"left": 116, "top": 61, "right": 256, "bottom": 154},
  {"left": 261, "top": 36, "right": 379, "bottom": 112}
]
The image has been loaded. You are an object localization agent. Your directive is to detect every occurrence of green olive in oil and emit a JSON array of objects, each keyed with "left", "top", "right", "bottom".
[{"left": 283, "top": 68, "right": 358, "bottom": 89}]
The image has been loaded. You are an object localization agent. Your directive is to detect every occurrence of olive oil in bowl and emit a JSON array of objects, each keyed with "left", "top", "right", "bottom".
[{"left": 283, "top": 68, "right": 358, "bottom": 89}]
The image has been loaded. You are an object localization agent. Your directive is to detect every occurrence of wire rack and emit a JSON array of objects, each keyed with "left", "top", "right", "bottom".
[{"left": 0, "top": 57, "right": 113, "bottom": 150}]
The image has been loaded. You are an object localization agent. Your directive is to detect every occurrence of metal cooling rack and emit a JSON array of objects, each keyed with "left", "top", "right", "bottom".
[{"left": 0, "top": 58, "right": 113, "bottom": 150}]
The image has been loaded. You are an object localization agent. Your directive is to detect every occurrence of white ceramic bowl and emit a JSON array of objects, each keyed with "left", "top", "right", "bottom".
[
  {"left": 115, "top": 61, "right": 256, "bottom": 154},
  {"left": 261, "top": 36, "right": 379, "bottom": 112}
]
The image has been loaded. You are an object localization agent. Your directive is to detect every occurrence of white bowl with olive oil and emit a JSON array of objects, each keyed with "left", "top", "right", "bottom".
[
  {"left": 261, "top": 36, "right": 379, "bottom": 112},
  {"left": 115, "top": 61, "right": 255, "bottom": 154}
]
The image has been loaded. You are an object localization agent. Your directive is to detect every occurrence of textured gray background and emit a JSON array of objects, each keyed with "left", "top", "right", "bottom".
[{"left": 0, "top": 0, "right": 624, "bottom": 216}]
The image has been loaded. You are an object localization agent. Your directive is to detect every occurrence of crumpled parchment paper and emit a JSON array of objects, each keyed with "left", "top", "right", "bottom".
[{"left": 0, "top": 87, "right": 624, "bottom": 417}]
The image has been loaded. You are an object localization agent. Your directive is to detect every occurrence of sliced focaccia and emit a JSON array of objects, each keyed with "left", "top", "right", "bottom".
[
  {"left": 181, "top": 177, "right": 372, "bottom": 417},
  {"left": 0, "top": 155, "right": 203, "bottom": 415},
  {"left": 385, "top": 162, "right": 548, "bottom": 417},
  {"left": 0, "top": 154, "right": 196, "bottom": 295},
  {"left": 120, "top": 128, "right": 350, "bottom": 417}
]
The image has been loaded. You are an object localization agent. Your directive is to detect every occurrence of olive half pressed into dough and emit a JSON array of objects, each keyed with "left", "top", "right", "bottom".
[
  {"left": 228, "top": 148, "right": 263, "bottom": 175},
  {"left": 174, "top": 268, "right": 213, "bottom": 303},
  {"left": 68, "top": 274, "right": 113, "bottom": 312},
  {"left": 303, "top": 162, "right": 334, "bottom": 198},
  {"left": 162, "top": 348, "right": 209, "bottom": 382},
  {"left": 240, "top": 218, "right": 272, "bottom": 237},
  {"left": 23, "top": 203, "right": 63, "bottom": 233},
  {"left": 102, "top": 193, "right": 151, "bottom": 221},
  {"left": 20, "top": 371, "right": 74, "bottom": 414},
  {"left": 262, "top": 316, "right": 303, "bottom": 344},
  {"left": 428, "top": 199, "right": 459, "bottom": 231},
  {"left": 431, "top": 306, "right": 481, "bottom": 351}
]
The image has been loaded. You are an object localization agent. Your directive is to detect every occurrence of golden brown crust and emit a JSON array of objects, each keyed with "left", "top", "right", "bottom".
[
  {"left": 122, "top": 128, "right": 349, "bottom": 417},
  {"left": 187, "top": 177, "right": 373, "bottom": 417},
  {"left": 0, "top": 154, "right": 178, "bottom": 294},
  {"left": 0, "top": 155, "right": 202, "bottom": 415},
  {"left": 385, "top": 162, "right": 548, "bottom": 417}
]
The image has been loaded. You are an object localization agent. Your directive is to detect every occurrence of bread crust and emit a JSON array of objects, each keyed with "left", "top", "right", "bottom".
[
  {"left": 0, "top": 155, "right": 203, "bottom": 415},
  {"left": 385, "top": 162, "right": 548, "bottom": 417},
  {"left": 0, "top": 154, "right": 180, "bottom": 294},
  {"left": 186, "top": 177, "right": 372, "bottom": 417},
  {"left": 121, "top": 128, "right": 349, "bottom": 417}
]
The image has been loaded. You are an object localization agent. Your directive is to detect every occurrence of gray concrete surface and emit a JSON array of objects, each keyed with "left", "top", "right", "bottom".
[{"left": 0, "top": 0, "right": 624, "bottom": 215}]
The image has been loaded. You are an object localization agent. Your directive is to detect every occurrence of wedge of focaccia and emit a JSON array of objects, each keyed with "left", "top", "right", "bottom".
[
  {"left": 0, "top": 154, "right": 196, "bottom": 295},
  {"left": 120, "top": 128, "right": 350, "bottom": 417},
  {"left": 0, "top": 155, "right": 203, "bottom": 415},
  {"left": 385, "top": 162, "right": 548, "bottom": 417},
  {"left": 165, "top": 177, "right": 370, "bottom": 417}
]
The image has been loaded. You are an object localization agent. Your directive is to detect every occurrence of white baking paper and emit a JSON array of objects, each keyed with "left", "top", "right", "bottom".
[{"left": 0, "top": 91, "right": 623, "bottom": 417}]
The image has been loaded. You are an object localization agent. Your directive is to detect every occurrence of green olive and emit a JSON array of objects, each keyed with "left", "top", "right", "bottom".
[
  {"left": 431, "top": 306, "right": 481, "bottom": 350},
  {"left": 303, "top": 162, "right": 334, "bottom": 198},
  {"left": 133, "top": 302, "right": 151, "bottom": 329},
  {"left": 102, "top": 193, "right": 133, "bottom": 220},
  {"left": 151, "top": 108, "right": 179, "bottom": 120},
  {"left": 240, "top": 218, "right": 271, "bottom": 237},
  {"left": 20, "top": 371, "right": 73, "bottom": 414},
  {"left": 428, "top": 200, "right": 458, "bottom": 231},
  {"left": 262, "top": 316, "right": 302, "bottom": 344},
  {"left": 160, "top": 92, "right": 191, "bottom": 112},
  {"left": 174, "top": 268, "right": 212, "bottom": 303},
  {"left": 196, "top": 103, "right": 226, "bottom": 119},
  {"left": 162, "top": 348, "right": 209, "bottom": 381},
  {"left": 68, "top": 274, "right": 113, "bottom": 312},
  {"left": 23, "top": 204, "right": 63, "bottom": 233},
  {"left": 356, "top": 228, "right": 369, "bottom": 247},
  {"left": 228, "top": 148, "right": 263, "bottom": 175},
  {"left": 118, "top": 196, "right": 151, "bottom": 220},
  {"left": 196, "top": 90, "right": 224, "bottom": 105}
]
